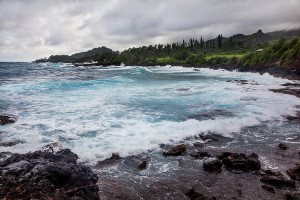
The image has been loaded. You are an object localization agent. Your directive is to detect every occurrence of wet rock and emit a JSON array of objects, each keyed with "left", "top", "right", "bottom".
[
  {"left": 219, "top": 152, "right": 261, "bottom": 172},
  {"left": 0, "top": 115, "right": 16, "bottom": 125},
  {"left": 110, "top": 153, "right": 121, "bottom": 160},
  {"left": 261, "top": 184, "right": 275, "bottom": 193},
  {"left": 138, "top": 161, "right": 147, "bottom": 170},
  {"left": 279, "top": 143, "right": 288, "bottom": 150},
  {"left": 97, "top": 153, "right": 122, "bottom": 166},
  {"left": 0, "top": 149, "right": 99, "bottom": 200},
  {"left": 285, "top": 192, "right": 300, "bottom": 200},
  {"left": 163, "top": 144, "right": 186, "bottom": 156},
  {"left": 260, "top": 170, "right": 295, "bottom": 188},
  {"left": 193, "top": 142, "right": 204, "bottom": 148},
  {"left": 0, "top": 140, "right": 23, "bottom": 147},
  {"left": 199, "top": 134, "right": 219, "bottom": 142},
  {"left": 287, "top": 164, "right": 300, "bottom": 180},
  {"left": 41, "top": 142, "right": 64, "bottom": 153},
  {"left": 203, "top": 159, "right": 222, "bottom": 173},
  {"left": 190, "top": 151, "right": 211, "bottom": 159},
  {"left": 185, "top": 188, "right": 216, "bottom": 200},
  {"left": 286, "top": 116, "right": 300, "bottom": 121},
  {"left": 226, "top": 79, "right": 248, "bottom": 85}
]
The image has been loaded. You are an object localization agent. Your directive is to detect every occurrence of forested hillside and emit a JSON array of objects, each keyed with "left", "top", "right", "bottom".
[{"left": 36, "top": 29, "right": 300, "bottom": 68}]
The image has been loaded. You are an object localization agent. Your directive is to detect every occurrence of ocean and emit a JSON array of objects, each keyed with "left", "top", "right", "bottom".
[{"left": 0, "top": 62, "right": 299, "bottom": 163}]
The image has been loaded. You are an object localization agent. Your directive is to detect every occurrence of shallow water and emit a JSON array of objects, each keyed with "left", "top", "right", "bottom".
[{"left": 0, "top": 62, "right": 299, "bottom": 165}]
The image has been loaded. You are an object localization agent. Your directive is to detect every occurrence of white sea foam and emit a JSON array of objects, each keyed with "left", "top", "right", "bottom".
[{"left": 0, "top": 65, "right": 299, "bottom": 164}]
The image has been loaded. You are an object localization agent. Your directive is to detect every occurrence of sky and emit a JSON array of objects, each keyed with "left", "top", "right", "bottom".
[{"left": 0, "top": 0, "right": 300, "bottom": 62}]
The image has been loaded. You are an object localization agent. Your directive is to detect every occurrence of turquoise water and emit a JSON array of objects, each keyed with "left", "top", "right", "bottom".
[{"left": 0, "top": 62, "right": 299, "bottom": 163}]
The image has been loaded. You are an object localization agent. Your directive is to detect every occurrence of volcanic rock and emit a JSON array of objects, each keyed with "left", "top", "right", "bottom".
[
  {"left": 190, "top": 151, "right": 211, "bottom": 159},
  {"left": 260, "top": 170, "right": 295, "bottom": 188},
  {"left": 163, "top": 144, "right": 186, "bottom": 156},
  {"left": 0, "top": 149, "right": 99, "bottom": 200},
  {"left": 219, "top": 152, "right": 261, "bottom": 172},
  {"left": 203, "top": 159, "right": 222, "bottom": 173},
  {"left": 279, "top": 143, "right": 288, "bottom": 150},
  {"left": 287, "top": 164, "right": 300, "bottom": 180},
  {"left": 138, "top": 161, "right": 147, "bottom": 170},
  {"left": 0, "top": 115, "right": 16, "bottom": 125}
]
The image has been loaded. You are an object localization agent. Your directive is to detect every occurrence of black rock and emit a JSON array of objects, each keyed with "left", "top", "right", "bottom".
[
  {"left": 185, "top": 188, "right": 216, "bottom": 200},
  {"left": 287, "top": 164, "right": 300, "bottom": 180},
  {"left": 163, "top": 144, "right": 186, "bottom": 156},
  {"left": 193, "top": 142, "right": 204, "bottom": 148},
  {"left": 138, "top": 161, "right": 147, "bottom": 170},
  {"left": 110, "top": 153, "right": 121, "bottom": 160},
  {"left": 261, "top": 184, "right": 275, "bottom": 193},
  {"left": 285, "top": 192, "right": 300, "bottom": 200},
  {"left": 279, "top": 143, "right": 288, "bottom": 150},
  {"left": 260, "top": 170, "right": 295, "bottom": 188},
  {"left": 219, "top": 152, "right": 261, "bottom": 172},
  {"left": 0, "top": 149, "right": 99, "bottom": 200},
  {"left": 190, "top": 151, "right": 211, "bottom": 159},
  {"left": 0, "top": 115, "right": 16, "bottom": 125},
  {"left": 203, "top": 159, "right": 222, "bottom": 173}
]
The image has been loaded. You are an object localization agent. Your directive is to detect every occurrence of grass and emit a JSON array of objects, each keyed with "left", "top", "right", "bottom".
[
  {"left": 156, "top": 57, "right": 173, "bottom": 63},
  {"left": 205, "top": 53, "right": 247, "bottom": 60}
]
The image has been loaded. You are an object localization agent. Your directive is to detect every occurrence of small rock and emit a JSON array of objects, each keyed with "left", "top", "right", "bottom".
[
  {"left": 163, "top": 144, "right": 186, "bottom": 156},
  {"left": 185, "top": 188, "right": 216, "bottom": 200},
  {"left": 203, "top": 159, "right": 222, "bottom": 173},
  {"left": 261, "top": 184, "right": 275, "bottom": 193},
  {"left": 260, "top": 170, "right": 295, "bottom": 188},
  {"left": 138, "top": 161, "right": 147, "bottom": 170},
  {"left": 220, "top": 152, "right": 261, "bottom": 172},
  {"left": 287, "top": 164, "right": 300, "bottom": 180},
  {"left": 0, "top": 115, "right": 16, "bottom": 125},
  {"left": 279, "top": 143, "right": 288, "bottom": 150},
  {"left": 110, "top": 153, "right": 121, "bottom": 160},
  {"left": 190, "top": 151, "right": 211, "bottom": 159}
]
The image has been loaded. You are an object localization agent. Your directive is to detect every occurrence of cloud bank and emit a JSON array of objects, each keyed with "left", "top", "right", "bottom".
[{"left": 0, "top": 0, "right": 299, "bottom": 61}]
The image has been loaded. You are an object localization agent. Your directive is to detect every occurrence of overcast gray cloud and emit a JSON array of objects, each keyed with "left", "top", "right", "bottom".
[{"left": 0, "top": 0, "right": 299, "bottom": 61}]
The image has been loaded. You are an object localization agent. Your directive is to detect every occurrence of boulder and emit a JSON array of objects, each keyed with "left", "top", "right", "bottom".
[
  {"left": 260, "top": 170, "right": 295, "bottom": 188},
  {"left": 203, "top": 159, "right": 222, "bottom": 173},
  {"left": 0, "top": 115, "right": 16, "bottom": 125},
  {"left": 287, "top": 164, "right": 300, "bottom": 180},
  {"left": 219, "top": 152, "right": 261, "bottom": 172},
  {"left": 0, "top": 149, "right": 99, "bottom": 200},
  {"left": 163, "top": 144, "right": 186, "bottom": 156}
]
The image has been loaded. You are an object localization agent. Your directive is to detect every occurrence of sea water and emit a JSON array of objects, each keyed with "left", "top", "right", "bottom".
[{"left": 0, "top": 62, "right": 299, "bottom": 164}]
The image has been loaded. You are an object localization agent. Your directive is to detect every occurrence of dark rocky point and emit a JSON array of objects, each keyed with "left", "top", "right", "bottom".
[
  {"left": 203, "top": 159, "right": 223, "bottom": 173},
  {"left": 163, "top": 144, "right": 186, "bottom": 156},
  {"left": 279, "top": 143, "right": 288, "bottom": 150},
  {"left": 0, "top": 149, "right": 99, "bottom": 200},
  {"left": 0, "top": 115, "right": 16, "bottom": 125},
  {"left": 219, "top": 152, "right": 261, "bottom": 172},
  {"left": 287, "top": 164, "right": 300, "bottom": 180},
  {"left": 185, "top": 188, "right": 216, "bottom": 200},
  {"left": 260, "top": 170, "right": 295, "bottom": 188}
]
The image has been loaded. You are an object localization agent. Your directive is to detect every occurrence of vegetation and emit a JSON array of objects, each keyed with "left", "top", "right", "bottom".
[{"left": 36, "top": 29, "right": 300, "bottom": 68}]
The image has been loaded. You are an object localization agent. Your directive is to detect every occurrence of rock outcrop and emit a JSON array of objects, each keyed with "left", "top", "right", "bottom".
[{"left": 0, "top": 149, "right": 99, "bottom": 200}]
